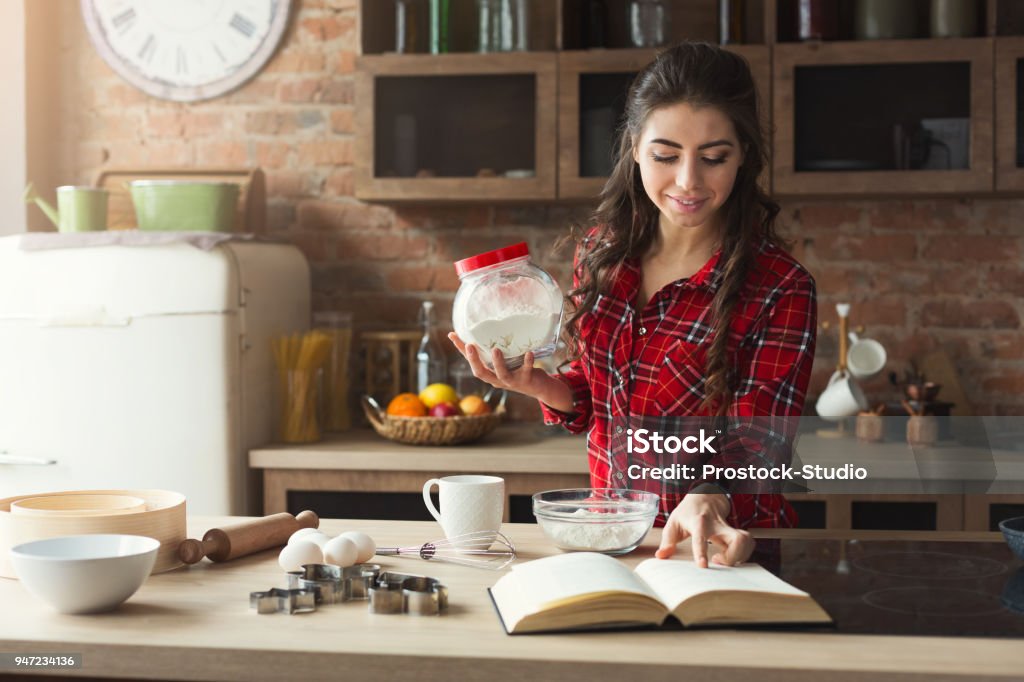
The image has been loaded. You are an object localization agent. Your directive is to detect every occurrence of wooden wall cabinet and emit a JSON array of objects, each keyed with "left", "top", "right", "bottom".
[
  {"left": 557, "top": 45, "right": 771, "bottom": 201},
  {"left": 355, "top": 53, "right": 558, "bottom": 202},
  {"left": 995, "top": 37, "right": 1024, "bottom": 191},
  {"left": 773, "top": 38, "right": 994, "bottom": 196},
  {"left": 357, "top": 0, "right": 1024, "bottom": 202}
]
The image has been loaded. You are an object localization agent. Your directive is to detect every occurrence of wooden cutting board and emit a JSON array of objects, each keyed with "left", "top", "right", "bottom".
[{"left": 91, "top": 167, "right": 266, "bottom": 235}]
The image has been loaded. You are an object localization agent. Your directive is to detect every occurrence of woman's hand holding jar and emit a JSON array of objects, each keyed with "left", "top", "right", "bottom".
[{"left": 447, "top": 333, "right": 575, "bottom": 414}]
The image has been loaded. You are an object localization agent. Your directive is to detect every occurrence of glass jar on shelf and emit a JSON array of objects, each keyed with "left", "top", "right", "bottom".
[
  {"left": 929, "top": 0, "right": 979, "bottom": 38},
  {"left": 452, "top": 242, "right": 563, "bottom": 370},
  {"left": 313, "top": 311, "right": 353, "bottom": 432},
  {"left": 797, "top": 0, "right": 839, "bottom": 41},
  {"left": 477, "top": 0, "right": 529, "bottom": 52},
  {"left": 628, "top": 0, "right": 669, "bottom": 48}
]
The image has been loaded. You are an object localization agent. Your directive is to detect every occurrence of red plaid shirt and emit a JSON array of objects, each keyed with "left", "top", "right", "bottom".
[{"left": 540, "top": 238, "right": 817, "bottom": 529}]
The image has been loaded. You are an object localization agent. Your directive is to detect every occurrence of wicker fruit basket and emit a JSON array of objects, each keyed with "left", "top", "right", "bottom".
[{"left": 361, "top": 393, "right": 506, "bottom": 446}]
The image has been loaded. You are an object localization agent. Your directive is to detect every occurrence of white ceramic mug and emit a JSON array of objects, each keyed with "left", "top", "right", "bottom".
[
  {"left": 423, "top": 475, "right": 504, "bottom": 545},
  {"left": 816, "top": 370, "right": 869, "bottom": 421},
  {"left": 846, "top": 332, "right": 887, "bottom": 380}
]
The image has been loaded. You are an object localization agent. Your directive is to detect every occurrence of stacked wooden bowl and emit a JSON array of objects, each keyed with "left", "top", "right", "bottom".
[{"left": 0, "top": 489, "right": 186, "bottom": 579}]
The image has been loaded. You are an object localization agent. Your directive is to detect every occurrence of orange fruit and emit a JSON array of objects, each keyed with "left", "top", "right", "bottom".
[
  {"left": 386, "top": 393, "right": 427, "bottom": 417},
  {"left": 459, "top": 395, "right": 492, "bottom": 416}
]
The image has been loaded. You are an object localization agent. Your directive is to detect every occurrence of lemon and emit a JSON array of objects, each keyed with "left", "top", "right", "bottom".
[{"left": 419, "top": 383, "right": 459, "bottom": 409}]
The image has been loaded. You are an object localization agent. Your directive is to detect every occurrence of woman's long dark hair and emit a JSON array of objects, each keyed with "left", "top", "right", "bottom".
[{"left": 564, "top": 42, "right": 786, "bottom": 414}]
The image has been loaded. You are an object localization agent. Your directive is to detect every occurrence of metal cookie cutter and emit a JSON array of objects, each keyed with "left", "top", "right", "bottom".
[
  {"left": 287, "top": 563, "right": 382, "bottom": 604},
  {"left": 368, "top": 571, "right": 448, "bottom": 616},
  {"left": 249, "top": 587, "right": 317, "bottom": 615}
]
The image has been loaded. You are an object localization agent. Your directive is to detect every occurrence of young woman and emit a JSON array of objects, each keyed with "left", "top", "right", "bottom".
[{"left": 450, "top": 42, "right": 816, "bottom": 568}]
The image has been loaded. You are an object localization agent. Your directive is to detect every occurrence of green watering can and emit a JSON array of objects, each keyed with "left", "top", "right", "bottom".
[{"left": 24, "top": 182, "right": 108, "bottom": 232}]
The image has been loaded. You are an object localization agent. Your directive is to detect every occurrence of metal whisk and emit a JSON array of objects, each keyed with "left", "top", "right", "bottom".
[{"left": 376, "top": 530, "right": 516, "bottom": 570}]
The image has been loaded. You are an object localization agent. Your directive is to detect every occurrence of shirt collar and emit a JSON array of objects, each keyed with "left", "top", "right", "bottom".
[{"left": 611, "top": 249, "right": 724, "bottom": 302}]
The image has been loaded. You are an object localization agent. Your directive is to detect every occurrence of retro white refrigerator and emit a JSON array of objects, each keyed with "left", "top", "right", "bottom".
[{"left": 0, "top": 235, "right": 310, "bottom": 515}]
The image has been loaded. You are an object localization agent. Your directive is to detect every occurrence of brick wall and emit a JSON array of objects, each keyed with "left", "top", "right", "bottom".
[{"left": 50, "top": 0, "right": 1024, "bottom": 417}]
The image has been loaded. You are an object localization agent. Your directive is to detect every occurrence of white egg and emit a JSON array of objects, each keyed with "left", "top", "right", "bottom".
[
  {"left": 339, "top": 531, "right": 376, "bottom": 564},
  {"left": 323, "top": 536, "right": 358, "bottom": 567},
  {"left": 287, "top": 528, "right": 322, "bottom": 545},
  {"left": 278, "top": 540, "right": 323, "bottom": 571},
  {"left": 302, "top": 532, "right": 332, "bottom": 549}
]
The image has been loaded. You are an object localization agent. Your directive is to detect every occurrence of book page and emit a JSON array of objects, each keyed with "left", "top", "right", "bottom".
[
  {"left": 505, "top": 552, "right": 661, "bottom": 610},
  {"left": 634, "top": 557, "right": 808, "bottom": 612}
]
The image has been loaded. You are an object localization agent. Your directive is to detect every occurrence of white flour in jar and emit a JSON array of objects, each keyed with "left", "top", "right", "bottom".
[
  {"left": 466, "top": 312, "right": 557, "bottom": 358},
  {"left": 543, "top": 509, "right": 651, "bottom": 551}
]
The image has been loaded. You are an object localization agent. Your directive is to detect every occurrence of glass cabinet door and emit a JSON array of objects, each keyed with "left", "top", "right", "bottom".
[{"left": 774, "top": 39, "right": 994, "bottom": 196}]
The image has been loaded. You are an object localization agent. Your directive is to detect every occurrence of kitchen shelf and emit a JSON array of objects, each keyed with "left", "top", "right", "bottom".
[
  {"left": 995, "top": 36, "right": 1024, "bottom": 191},
  {"left": 773, "top": 38, "right": 994, "bottom": 196},
  {"left": 354, "top": 53, "right": 557, "bottom": 201},
  {"left": 557, "top": 45, "right": 771, "bottom": 200},
  {"left": 560, "top": 0, "right": 767, "bottom": 50},
  {"left": 356, "top": 0, "right": 1024, "bottom": 201},
  {"left": 776, "top": 0, "right": 991, "bottom": 43},
  {"left": 360, "top": 0, "right": 559, "bottom": 55}
]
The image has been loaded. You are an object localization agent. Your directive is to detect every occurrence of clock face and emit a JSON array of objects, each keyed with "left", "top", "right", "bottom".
[{"left": 81, "top": 0, "right": 293, "bottom": 102}]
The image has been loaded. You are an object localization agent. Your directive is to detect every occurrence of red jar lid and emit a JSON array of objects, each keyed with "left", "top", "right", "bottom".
[{"left": 454, "top": 242, "right": 530, "bottom": 277}]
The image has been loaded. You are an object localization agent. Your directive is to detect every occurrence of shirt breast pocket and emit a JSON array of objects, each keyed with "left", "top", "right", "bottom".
[{"left": 655, "top": 340, "right": 708, "bottom": 414}]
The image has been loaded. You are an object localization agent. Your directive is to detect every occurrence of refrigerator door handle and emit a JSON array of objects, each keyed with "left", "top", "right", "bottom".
[{"left": 0, "top": 452, "right": 57, "bottom": 466}]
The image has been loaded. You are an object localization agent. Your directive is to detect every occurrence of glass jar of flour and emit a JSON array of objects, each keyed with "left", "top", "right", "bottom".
[{"left": 453, "top": 242, "right": 563, "bottom": 370}]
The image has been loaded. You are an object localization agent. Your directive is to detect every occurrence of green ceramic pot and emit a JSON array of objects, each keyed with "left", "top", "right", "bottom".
[{"left": 129, "top": 181, "right": 240, "bottom": 232}]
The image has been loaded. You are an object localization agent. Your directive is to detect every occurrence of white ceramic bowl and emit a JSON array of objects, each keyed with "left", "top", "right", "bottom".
[{"left": 9, "top": 534, "right": 160, "bottom": 614}]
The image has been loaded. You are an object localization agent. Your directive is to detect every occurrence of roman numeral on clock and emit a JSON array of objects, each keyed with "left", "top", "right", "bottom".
[
  {"left": 138, "top": 34, "right": 156, "bottom": 63},
  {"left": 112, "top": 7, "right": 135, "bottom": 33},
  {"left": 176, "top": 46, "right": 188, "bottom": 74},
  {"left": 229, "top": 13, "right": 256, "bottom": 38}
]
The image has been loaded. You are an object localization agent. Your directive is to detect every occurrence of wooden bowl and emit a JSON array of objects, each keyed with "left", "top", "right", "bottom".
[
  {"left": 0, "top": 489, "right": 186, "bottom": 579},
  {"left": 10, "top": 494, "right": 147, "bottom": 518}
]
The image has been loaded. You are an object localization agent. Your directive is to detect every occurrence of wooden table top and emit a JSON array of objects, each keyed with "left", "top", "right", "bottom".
[{"left": 0, "top": 520, "right": 1019, "bottom": 682}]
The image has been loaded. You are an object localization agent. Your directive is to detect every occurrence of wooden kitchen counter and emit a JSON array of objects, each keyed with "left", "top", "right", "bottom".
[
  {"left": 0, "top": 520, "right": 1018, "bottom": 682},
  {"left": 249, "top": 427, "right": 1024, "bottom": 531},
  {"left": 249, "top": 426, "right": 591, "bottom": 518}
]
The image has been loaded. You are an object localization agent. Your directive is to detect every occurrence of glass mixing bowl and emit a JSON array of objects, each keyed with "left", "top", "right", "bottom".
[{"left": 532, "top": 488, "right": 659, "bottom": 555}]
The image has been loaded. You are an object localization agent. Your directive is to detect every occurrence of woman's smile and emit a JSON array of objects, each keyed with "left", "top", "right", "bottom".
[{"left": 667, "top": 195, "right": 708, "bottom": 214}]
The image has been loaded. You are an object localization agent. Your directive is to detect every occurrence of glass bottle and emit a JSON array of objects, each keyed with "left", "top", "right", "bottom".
[
  {"left": 582, "top": 0, "right": 609, "bottom": 48},
  {"left": 628, "top": 0, "right": 669, "bottom": 49},
  {"left": 502, "top": 0, "right": 530, "bottom": 52},
  {"left": 395, "top": 0, "right": 427, "bottom": 54},
  {"left": 416, "top": 300, "right": 448, "bottom": 393},
  {"left": 719, "top": 0, "right": 745, "bottom": 44},
  {"left": 477, "top": 0, "right": 501, "bottom": 52},
  {"left": 429, "top": 0, "right": 450, "bottom": 54},
  {"left": 797, "top": 0, "right": 839, "bottom": 41}
]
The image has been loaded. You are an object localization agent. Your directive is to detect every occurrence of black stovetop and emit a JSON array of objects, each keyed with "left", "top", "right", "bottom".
[{"left": 754, "top": 538, "right": 1024, "bottom": 638}]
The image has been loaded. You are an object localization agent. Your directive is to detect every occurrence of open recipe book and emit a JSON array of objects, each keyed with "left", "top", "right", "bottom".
[{"left": 489, "top": 552, "right": 832, "bottom": 634}]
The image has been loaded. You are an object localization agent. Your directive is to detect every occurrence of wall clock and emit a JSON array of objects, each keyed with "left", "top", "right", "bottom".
[{"left": 81, "top": 0, "right": 294, "bottom": 102}]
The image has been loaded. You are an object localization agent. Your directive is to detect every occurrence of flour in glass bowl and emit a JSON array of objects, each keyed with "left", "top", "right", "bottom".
[{"left": 540, "top": 508, "right": 652, "bottom": 552}]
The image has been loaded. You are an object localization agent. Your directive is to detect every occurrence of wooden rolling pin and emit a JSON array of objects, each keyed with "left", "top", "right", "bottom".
[{"left": 178, "top": 510, "right": 319, "bottom": 564}]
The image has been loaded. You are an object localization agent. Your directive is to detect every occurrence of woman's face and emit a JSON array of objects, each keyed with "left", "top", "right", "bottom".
[{"left": 632, "top": 102, "right": 744, "bottom": 233}]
